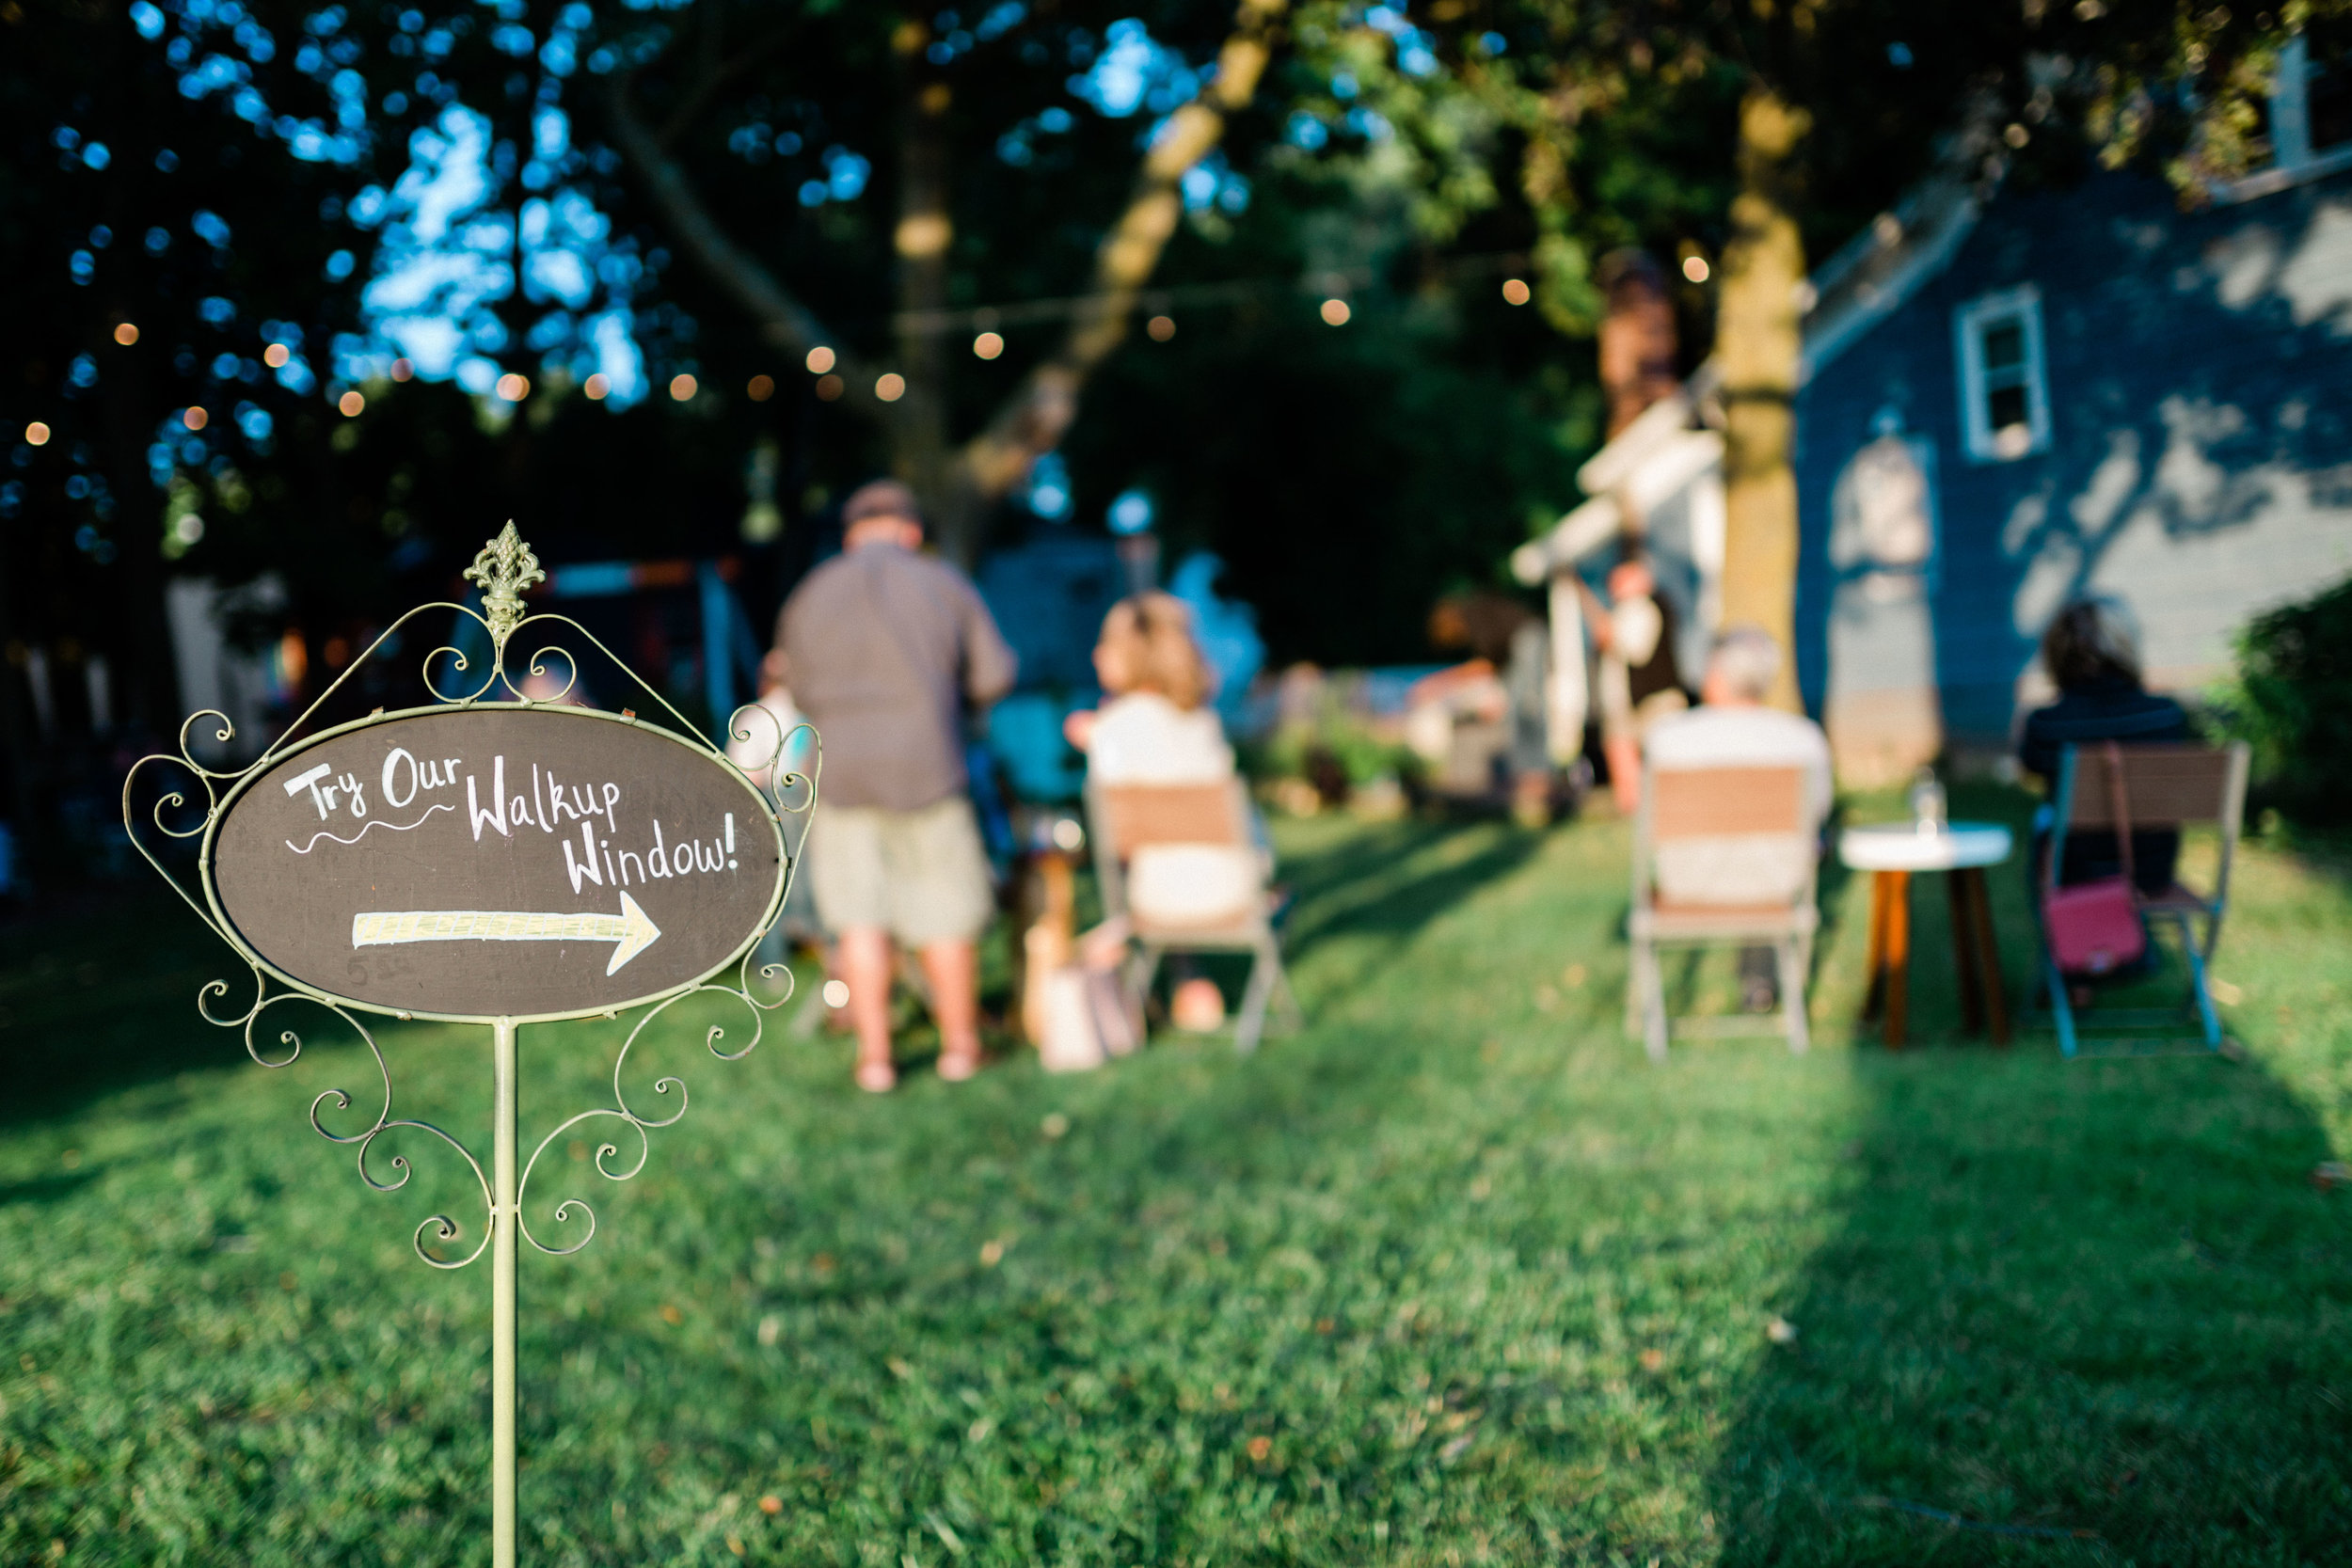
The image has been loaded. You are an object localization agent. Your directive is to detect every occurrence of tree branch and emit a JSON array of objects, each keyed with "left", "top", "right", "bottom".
[
  {"left": 603, "top": 76, "right": 890, "bottom": 422},
  {"left": 657, "top": 20, "right": 805, "bottom": 150},
  {"left": 956, "top": 0, "right": 1289, "bottom": 504}
]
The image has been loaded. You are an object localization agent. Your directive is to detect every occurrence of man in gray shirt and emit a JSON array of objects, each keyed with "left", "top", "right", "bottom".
[{"left": 779, "top": 481, "right": 1017, "bottom": 1091}]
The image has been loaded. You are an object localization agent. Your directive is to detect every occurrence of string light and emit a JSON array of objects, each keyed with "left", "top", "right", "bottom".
[
  {"left": 263, "top": 343, "right": 291, "bottom": 368},
  {"left": 805, "top": 345, "right": 835, "bottom": 374},
  {"left": 584, "top": 373, "right": 611, "bottom": 401},
  {"left": 389, "top": 358, "right": 414, "bottom": 382},
  {"left": 113, "top": 323, "right": 139, "bottom": 345},
  {"left": 747, "top": 373, "right": 775, "bottom": 401},
  {"left": 815, "top": 374, "right": 844, "bottom": 402},
  {"left": 669, "top": 373, "right": 698, "bottom": 401},
  {"left": 1682, "top": 255, "right": 1710, "bottom": 283},
  {"left": 183, "top": 406, "right": 208, "bottom": 431},
  {"left": 24, "top": 421, "right": 51, "bottom": 446},
  {"left": 495, "top": 372, "right": 530, "bottom": 402},
  {"left": 875, "top": 372, "right": 906, "bottom": 402},
  {"left": 972, "top": 332, "right": 1004, "bottom": 359},
  {"left": 1319, "top": 298, "right": 1351, "bottom": 326},
  {"left": 338, "top": 391, "right": 364, "bottom": 417},
  {"left": 1501, "top": 278, "right": 1532, "bottom": 306},
  {"left": 1147, "top": 315, "right": 1176, "bottom": 341}
]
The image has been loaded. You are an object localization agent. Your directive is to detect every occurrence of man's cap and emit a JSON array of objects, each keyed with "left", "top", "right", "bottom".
[{"left": 842, "top": 479, "right": 923, "bottom": 528}]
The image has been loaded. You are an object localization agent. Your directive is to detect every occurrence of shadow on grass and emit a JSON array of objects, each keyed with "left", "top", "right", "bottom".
[
  {"left": 1703, "top": 784, "right": 2352, "bottom": 1555},
  {"left": 0, "top": 885, "right": 251, "bottom": 1132},
  {"left": 1275, "top": 816, "right": 1546, "bottom": 960},
  {"left": 1704, "top": 1043, "right": 2352, "bottom": 1557}
]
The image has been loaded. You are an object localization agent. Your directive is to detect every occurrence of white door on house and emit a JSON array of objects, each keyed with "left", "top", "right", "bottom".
[{"left": 1826, "top": 423, "right": 1944, "bottom": 784}]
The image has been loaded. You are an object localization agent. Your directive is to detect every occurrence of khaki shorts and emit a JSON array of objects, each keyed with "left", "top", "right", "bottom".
[{"left": 807, "top": 797, "right": 995, "bottom": 947}]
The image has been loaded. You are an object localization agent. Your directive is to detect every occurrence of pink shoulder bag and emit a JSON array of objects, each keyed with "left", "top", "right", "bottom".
[{"left": 2042, "top": 742, "right": 2146, "bottom": 976}]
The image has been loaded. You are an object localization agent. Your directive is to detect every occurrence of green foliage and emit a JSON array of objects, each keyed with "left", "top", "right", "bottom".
[
  {"left": 7, "top": 800, "right": 2352, "bottom": 1561},
  {"left": 2217, "top": 573, "right": 2352, "bottom": 825},
  {"left": 1255, "top": 710, "right": 1416, "bottom": 788}
]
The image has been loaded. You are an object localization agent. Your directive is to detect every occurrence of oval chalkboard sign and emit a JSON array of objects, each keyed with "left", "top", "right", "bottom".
[{"left": 206, "top": 706, "right": 786, "bottom": 1022}]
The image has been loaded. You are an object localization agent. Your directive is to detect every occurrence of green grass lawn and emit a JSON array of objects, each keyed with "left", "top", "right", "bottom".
[{"left": 5, "top": 793, "right": 2351, "bottom": 1565}]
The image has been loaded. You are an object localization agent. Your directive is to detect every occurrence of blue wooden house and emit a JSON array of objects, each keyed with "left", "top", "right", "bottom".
[
  {"left": 1518, "top": 82, "right": 2352, "bottom": 784},
  {"left": 1796, "top": 123, "right": 2352, "bottom": 780}
]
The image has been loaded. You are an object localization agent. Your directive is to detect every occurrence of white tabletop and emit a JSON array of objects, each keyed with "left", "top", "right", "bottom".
[{"left": 1837, "top": 821, "right": 2014, "bottom": 873}]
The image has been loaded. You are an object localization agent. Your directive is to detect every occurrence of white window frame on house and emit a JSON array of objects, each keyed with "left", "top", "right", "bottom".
[
  {"left": 1953, "top": 285, "right": 2051, "bottom": 464},
  {"left": 2216, "top": 33, "right": 2352, "bottom": 201}
]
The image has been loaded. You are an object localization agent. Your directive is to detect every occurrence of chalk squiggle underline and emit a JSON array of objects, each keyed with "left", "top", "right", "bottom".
[{"left": 285, "top": 802, "right": 454, "bottom": 854}]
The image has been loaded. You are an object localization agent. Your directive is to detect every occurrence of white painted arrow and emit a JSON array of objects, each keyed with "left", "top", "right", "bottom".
[{"left": 351, "top": 891, "right": 662, "bottom": 976}]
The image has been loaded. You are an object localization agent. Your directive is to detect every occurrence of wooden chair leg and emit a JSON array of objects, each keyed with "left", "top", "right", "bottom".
[
  {"left": 1268, "top": 955, "right": 1304, "bottom": 1035},
  {"left": 1126, "top": 944, "right": 1164, "bottom": 1028},
  {"left": 1883, "top": 870, "right": 1911, "bottom": 1050},
  {"left": 2047, "top": 952, "right": 2079, "bottom": 1057},
  {"left": 1625, "top": 935, "right": 1647, "bottom": 1039},
  {"left": 1862, "top": 870, "right": 1891, "bottom": 1022},
  {"left": 2171, "top": 912, "right": 2224, "bottom": 1051},
  {"left": 1948, "top": 870, "right": 1985, "bottom": 1037},
  {"left": 1964, "top": 867, "right": 2010, "bottom": 1047},
  {"left": 1631, "top": 937, "right": 1669, "bottom": 1062},
  {"left": 1777, "top": 936, "right": 1809, "bottom": 1054},
  {"left": 1233, "top": 943, "right": 1277, "bottom": 1055}
]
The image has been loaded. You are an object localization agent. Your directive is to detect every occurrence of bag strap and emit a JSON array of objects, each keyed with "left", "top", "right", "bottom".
[{"left": 2102, "top": 740, "right": 2136, "bottom": 892}]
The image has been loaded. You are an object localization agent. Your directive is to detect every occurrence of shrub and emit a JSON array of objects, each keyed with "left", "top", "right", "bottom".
[{"left": 2218, "top": 574, "right": 2352, "bottom": 823}]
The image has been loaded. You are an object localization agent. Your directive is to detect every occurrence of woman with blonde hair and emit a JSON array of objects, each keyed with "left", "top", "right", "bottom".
[
  {"left": 1060, "top": 592, "right": 1256, "bottom": 1037},
  {"left": 1064, "top": 591, "right": 1235, "bottom": 783}
]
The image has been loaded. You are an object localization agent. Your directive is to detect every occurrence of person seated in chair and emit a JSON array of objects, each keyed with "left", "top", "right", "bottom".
[
  {"left": 2019, "top": 596, "right": 2190, "bottom": 896},
  {"left": 1643, "top": 626, "right": 1833, "bottom": 1010},
  {"left": 1064, "top": 592, "right": 1236, "bottom": 786},
  {"left": 1065, "top": 594, "right": 1261, "bottom": 1029}
]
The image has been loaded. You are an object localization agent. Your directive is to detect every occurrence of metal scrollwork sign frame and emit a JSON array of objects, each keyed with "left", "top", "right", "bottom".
[{"left": 121, "top": 524, "right": 818, "bottom": 1565}]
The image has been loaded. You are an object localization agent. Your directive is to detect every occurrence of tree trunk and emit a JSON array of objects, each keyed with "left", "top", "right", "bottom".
[
  {"left": 1714, "top": 86, "right": 1809, "bottom": 713},
  {"left": 892, "top": 24, "right": 967, "bottom": 558}
]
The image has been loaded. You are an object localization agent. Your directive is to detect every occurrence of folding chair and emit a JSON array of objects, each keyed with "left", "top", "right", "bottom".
[
  {"left": 1628, "top": 764, "right": 1818, "bottom": 1062},
  {"left": 2042, "top": 741, "right": 2249, "bottom": 1056},
  {"left": 1085, "top": 779, "right": 1301, "bottom": 1054}
]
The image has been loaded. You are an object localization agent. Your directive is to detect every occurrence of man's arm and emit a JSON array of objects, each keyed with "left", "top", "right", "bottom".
[
  {"left": 961, "top": 581, "right": 1018, "bottom": 705},
  {"left": 768, "top": 597, "right": 795, "bottom": 691}
]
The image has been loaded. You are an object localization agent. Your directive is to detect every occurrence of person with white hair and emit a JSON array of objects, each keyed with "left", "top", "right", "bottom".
[
  {"left": 1642, "top": 626, "right": 1834, "bottom": 1010},
  {"left": 1644, "top": 626, "right": 1833, "bottom": 826}
]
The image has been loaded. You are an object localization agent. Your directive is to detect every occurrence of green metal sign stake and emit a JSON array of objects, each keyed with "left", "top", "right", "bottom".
[
  {"left": 124, "top": 527, "right": 818, "bottom": 1562},
  {"left": 493, "top": 1015, "right": 517, "bottom": 1568}
]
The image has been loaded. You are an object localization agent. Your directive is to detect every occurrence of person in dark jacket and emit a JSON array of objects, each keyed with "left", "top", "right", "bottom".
[{"left": 2018, "top": 597, "right": 2190, "bottom": 894}]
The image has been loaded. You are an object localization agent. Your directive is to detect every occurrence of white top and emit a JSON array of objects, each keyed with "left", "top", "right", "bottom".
[
  {"left": 1839, "top": 822, "right": 2013, "bottom": 872},
  {"left": 1611, "top": 595, "right": 1664, "bottom": 667},
  {"left": 1089, "top": 691, "right": 1236, "bottom": 784},
  {"left": 1644, "top": 705, "right": 1836, "bottom": 830}
]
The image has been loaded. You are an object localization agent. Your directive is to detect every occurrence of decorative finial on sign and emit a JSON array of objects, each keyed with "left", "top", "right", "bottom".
[{"left": 463, "top": 521, "right": 545, "bottom": 649}]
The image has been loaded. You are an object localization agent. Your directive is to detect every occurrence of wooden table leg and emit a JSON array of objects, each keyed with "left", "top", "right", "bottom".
[
  {"left": 1862, "top": 869, "right": 1891, "bottom": 1022},
  {"left": 1948, "top": 869, "right": 1985, "bottom": 1037},
  {"left": 1963, "top": 866, "right": 2010, "bottom": 1047},
  {"left": 1883, "top": 870, "right": 1912, "bottom": 1050}
]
